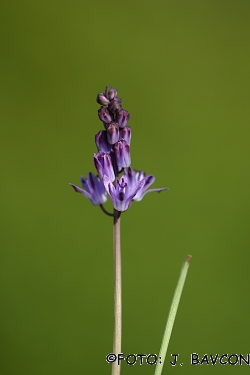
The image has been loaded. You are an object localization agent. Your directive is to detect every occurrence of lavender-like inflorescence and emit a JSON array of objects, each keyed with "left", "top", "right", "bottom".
[{"left": 70, "top": 86, "right": 168, "bottom": 213}]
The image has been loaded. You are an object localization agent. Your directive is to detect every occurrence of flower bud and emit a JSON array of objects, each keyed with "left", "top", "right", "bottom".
[
  {"left": 98, "top": 106, "right": 113, "bottom": 125},
  {"left": 94, "top": 152, "right": 115, "bottom": 182},
  {"left": 108, "top": 97, "right": 122, "bottom": 114},
  {"left": 105, "top": 86, "right": 118, "bottom": 101},
  {"left": 119, "top": 126, "right": 132, "bottom": 145},
  {"left": 106, "top": 122, "right": 119, "bottom": 144},
  {"left": 117, "top": 109, "right": 130, "bottom": 128},
  {"left": 95, "top": 130, "right": 112, "bottom": 153},
  {"left": 96, "top": 93, "right": 110, "bottom": 106},
  {"left": 114, "top": 140, "right": 131, "bottom": 169}
]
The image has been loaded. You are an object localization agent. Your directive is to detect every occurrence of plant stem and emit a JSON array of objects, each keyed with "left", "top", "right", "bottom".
[
  {"left": 154, "top": 254, "right": 192, "bottom": 375},
  {"left": 112, "top": 210, "right": 122, "bottom": 375}
]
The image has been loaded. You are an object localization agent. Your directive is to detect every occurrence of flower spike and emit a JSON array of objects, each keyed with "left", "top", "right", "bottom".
[{"left": 71, "top": 86, "right": 169, "bottom": 213}]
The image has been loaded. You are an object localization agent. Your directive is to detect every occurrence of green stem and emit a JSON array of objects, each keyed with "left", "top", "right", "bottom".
[
  {"left": 154, "top": 255, "right": 192, "bottom": 375},
  {"left": 112, "top": 210, "right": 122, "bottom": 375}
]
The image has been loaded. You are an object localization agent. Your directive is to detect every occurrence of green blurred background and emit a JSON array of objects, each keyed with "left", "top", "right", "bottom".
[{"left": 1, "top": 0, "right": 249, "bottom": 374}]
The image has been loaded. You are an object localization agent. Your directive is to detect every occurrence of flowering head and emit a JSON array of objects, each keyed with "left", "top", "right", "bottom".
[{"left": 70, "top": 86, "right": 168, "bottom": 214}]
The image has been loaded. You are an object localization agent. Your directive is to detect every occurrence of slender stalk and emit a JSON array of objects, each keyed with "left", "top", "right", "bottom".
[
  {"left": 154, "top": 255, "right": 192, "bottom": 375},
  {"left": 100, "top": 204, "right": 114, "bottom": 217},
  {"left": 112, "top": 210, "right": 122, "bottom": 375}
]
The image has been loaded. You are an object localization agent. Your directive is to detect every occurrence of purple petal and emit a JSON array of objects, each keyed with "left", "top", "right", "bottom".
[
  {"left": 124, "top": 167, "right": 139, "bottom": 189},
  {"left": 80, "top": 176, "right": 89, "bottom": 192},
  {"left": 143, "top": 187, "right": 169, "bottom": 196},
  {"left": 126, "top": 179, "right": 146, "bottom": 203},
  {"left": 87, "top": 172, "right": 97, "bottom": 193},
  {"left": 103, "top": 175, "right": 116, "bottom": 200},
  {"left": 133, "top": 175, "right": 155, "bottom": 201},
  {"left": 114, "top": 196, "right": 130, "bottom": 211},
  {"left": 70, "top": 183, "right": 92, "bottom": 200}
]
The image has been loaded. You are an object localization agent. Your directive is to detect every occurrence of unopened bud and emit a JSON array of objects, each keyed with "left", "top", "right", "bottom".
[
  {"left": 94, "top": 152, "right": 115, "bottom": 182},
  {"left": 106, "top": 122, "right": 119, "bottom": 144},
  {"left": 98, "top": 106, "right": 113, "bottom": 124},
  {"left": 119, "top": 126, "right": 132, "bottom": 145},
  {"left": 105, "top": 86, "right": 118, "bottom": 101},
  {"left": 114, "top": 140, "right": 131, "bottom": 169},
  {"left": 96, "top": 92, "right": 110, "bottom": 106},
  {"left": 95, "top": 130, "right": 112, "bottom": 153},
  {"left": 117, "top": 109, "right": 130, "bottom": 128},
  {"left": 108, "top": 97, "right": 122, "bottom": 114}
]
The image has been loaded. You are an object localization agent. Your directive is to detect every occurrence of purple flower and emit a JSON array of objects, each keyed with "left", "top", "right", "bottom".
[
  {"left": 114, "top": 140, "right": 131, "bottom": 169},
  {"left": 106, "top": 122, "right": 119, "bottom": 144},
  {"left": 124, "top": 167, "right": 169, "bottom": 201},
  {"left": 117, "top": 109, "right": 130, "bottom": 128},
  {"left": 96, "top": 92, "right": 110, "bottom": 106},
  {"left": 71, "top": 86, "right": 168, "bottom": 214},
  {"left": 119, "top": 126, "right": 132, "bottom": 145},
  {"left": 103, "top": 174, "right": 147, "bottom": 212},
  {"left": 94, "top": 152, "right": 115, "bottom": 182},
  {"left": 70, "top": 172, "right": 107, "bottom": 205},
  {"left": 105, "top": 86, "right": 118, "bottom": 101},
  {"left": 108, "top": 97, "right": 122, "bottom": 114},
  {"left": 98, "top": 106, "right": 113, "bottom": 125},
  {"left": 95, "top": 130, "right": 112, "bottom": 153}
]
